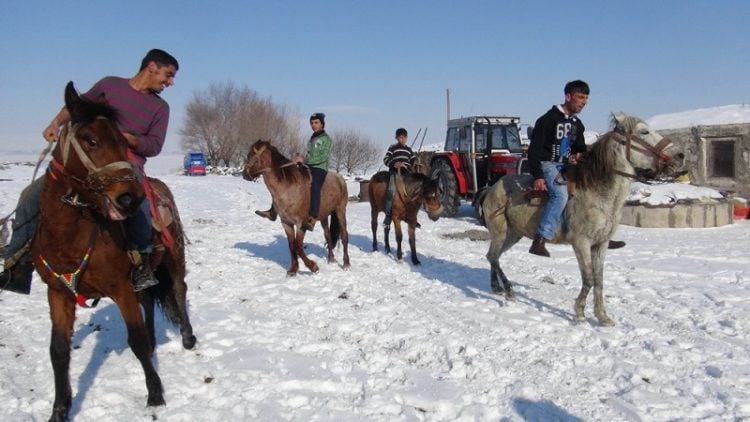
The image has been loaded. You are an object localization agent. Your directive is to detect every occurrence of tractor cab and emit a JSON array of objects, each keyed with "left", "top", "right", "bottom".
[{"left": 429, "top": 116, "right": 526, "bottom": 217}]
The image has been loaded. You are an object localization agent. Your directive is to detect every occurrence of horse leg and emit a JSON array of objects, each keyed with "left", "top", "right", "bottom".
[
  {"left": 294, "top": 228, "right": 319, "bottom": 273},
  {"left": 485, "top": 215, "right": 517, "bottom": 298},
  {"left": 486, "top": 233, "right": 506, "bottom": 296},
  {"left": 407, "top": 221, "right": 420, "bottom": 265},
  {"left": 164, "top": 255, "right": 197, "bottom": 349},
  {"left": 337, "top": 207, "right": 351, "bottom": 269},
  {"left": 370, "top": 209, "right": 379, "bottom": 251},
  {"left": 320, "top": 218, "right": 335, "bottom": 263},
  {"left": 383, "top": 220, "right": 391, "bottom": 254},
  {"left": 115, "top": 292, "right": 165, "bottom": 407},
  {"left": 47, "top": 289, "right": 76, "bottom": 422},
  {"left": 282, "top": 223, "right": 299, "bottom": 276},
  {"left": 140, "top": 293, "right": 157, "bottom": 352},
  {"left": 394, "top": 219, "right": 404, "bottom": 262},
  {"left": 591, "top": 244, "right": 615, "bottom": 326},
  {"left": 572, "top": 244, "right": 595, "bottom": 324}
]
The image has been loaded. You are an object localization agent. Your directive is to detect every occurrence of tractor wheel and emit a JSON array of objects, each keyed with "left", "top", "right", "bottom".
[{"left": 430, "top": 160, "right": 460, "bottom": 217}]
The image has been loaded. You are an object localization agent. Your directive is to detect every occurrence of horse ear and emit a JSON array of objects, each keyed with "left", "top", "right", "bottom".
[
  {"left": 64, "top": 81, "right": 80, "bottom": 113},
  {"left": 611, "top": 111, "right": 626, "bottom": 128}
]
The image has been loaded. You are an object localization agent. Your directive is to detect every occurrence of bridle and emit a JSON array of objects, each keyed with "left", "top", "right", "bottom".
[
  {"left": 53, "top": 118, "right": 136, "bottom": 196},
  {"left": 244, "top": 144, "right": 300, "bottom": 178},
  {"left": 244, "top": 144, "right": 269, "bottom": 177},
  {"left": 611, "top": 128, "right": 673, "bottom": 181}
]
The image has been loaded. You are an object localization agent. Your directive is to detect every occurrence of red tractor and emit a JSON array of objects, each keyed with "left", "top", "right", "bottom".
[{"left": 428, "top": 116, "right": 527, "bottom": 220}]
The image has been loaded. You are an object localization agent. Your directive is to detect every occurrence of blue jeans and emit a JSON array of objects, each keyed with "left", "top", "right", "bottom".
[
  {"left": 128, "top": 198, "right": 152, "bottom": 253},
  {"left": 536, "top": 161, "right": 568, "bottom": 240},
  {"left": 3, "top": 177, "right": 44, "bottom": 260}
]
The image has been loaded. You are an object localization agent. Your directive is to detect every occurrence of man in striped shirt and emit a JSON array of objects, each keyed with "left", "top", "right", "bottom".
[
  {"left": 1, "top": 49, "right": 178, "bottom": 294},
  {"left": 382, "top": 128, "right": 416, "bottom": 228}
]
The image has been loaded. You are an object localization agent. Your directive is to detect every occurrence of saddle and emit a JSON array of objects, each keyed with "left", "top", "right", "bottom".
[
  {"left": 143, "top": 178, "right": 177, "bottom": 254},
  {"left": 522, "top": 179, "right": 577, "bottom": 207}
]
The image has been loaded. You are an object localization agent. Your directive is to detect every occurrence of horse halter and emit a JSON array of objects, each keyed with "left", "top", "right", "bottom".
[
  {"left": 612, "top": 129, "right": 673, "bottom": 176},
  {"left": 244, "top": 144, "right": 268, "bottom": 177},
  {"left": 57, "top": 119, "right": 136, "bottom": 193}
]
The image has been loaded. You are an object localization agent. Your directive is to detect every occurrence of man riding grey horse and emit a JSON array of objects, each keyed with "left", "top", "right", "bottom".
[{"left": 527, "top": 80, "right": 626, "bottom": 257}]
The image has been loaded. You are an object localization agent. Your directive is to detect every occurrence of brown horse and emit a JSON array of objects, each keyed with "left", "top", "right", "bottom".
[
  {"left": 368, "top": 170, "right": 443, "bottom": 264},
  {"left": 30, "top": 82, "right": 196, "bottom": 421},
  {"left": 243, "top": 140, "right": 350, "bottom": 275}
]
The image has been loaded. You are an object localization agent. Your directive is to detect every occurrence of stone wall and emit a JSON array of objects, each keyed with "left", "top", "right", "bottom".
[{"left": 661, "top": 123, "right": 750, "bottom": 195}]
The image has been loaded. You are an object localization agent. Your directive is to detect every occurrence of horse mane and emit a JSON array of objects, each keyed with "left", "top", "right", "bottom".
[
  {"left": 566, "top": 114, "right": 640, "bottom": 191},
  {"left": 263, "top": 141, "right": 310, "bottom": 184},
  {"left": 70, "top": 94, "right": 120, "bottom": 126}
]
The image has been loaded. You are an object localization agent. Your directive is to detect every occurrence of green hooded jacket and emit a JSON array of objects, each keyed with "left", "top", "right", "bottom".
[{"left": 304, "top": 131, "right": 332, "bottom": 171}]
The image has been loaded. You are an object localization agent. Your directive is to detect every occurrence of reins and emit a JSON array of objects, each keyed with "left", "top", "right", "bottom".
[
  {"left": 245, "top": 144, "right": 308, "bottom": 179},
  {"left": 0, "top": 140, "right": 56, "bottom": 240}
]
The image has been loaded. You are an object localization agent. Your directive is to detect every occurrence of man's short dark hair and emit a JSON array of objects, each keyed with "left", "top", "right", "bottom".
[
  {"left": 564, "top": 80, "right": 589, "bottom": 95},
  {"left": 395, "top": 128, "right": 408, "bottom": 137},
  {"left": 140, "top": 49, "right": 179, "bottom": 71}
]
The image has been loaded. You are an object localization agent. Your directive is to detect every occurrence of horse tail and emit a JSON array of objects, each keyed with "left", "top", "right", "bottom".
[
  {"left": 475, "top": 186, "right": 491, "bottom": 227},
  {"left": 148, "top": 265, "right": 183, "bottom": 325},
  {"left": 329, "top": 211, "right": 341, "bottom": 249}
]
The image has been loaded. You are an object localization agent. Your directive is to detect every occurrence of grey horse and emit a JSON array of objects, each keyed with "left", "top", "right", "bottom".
[{"left": 481, "top": 112, "right": 683, "bottom": 326}]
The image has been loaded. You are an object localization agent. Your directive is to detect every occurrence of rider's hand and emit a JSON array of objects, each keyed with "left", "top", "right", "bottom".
[
  {"left": 122, "top": 132, "right": 139, "bottom": 149},
  {"left": 292, "top": 153, "right": 304, "bottom": 164},
  {"left": 533, "top": 178, "right": 547, "bottom": 191},
  {"left": 568, "top": 152, "right": 582, "bottom": 165},
  {"left": 42, "top": 121, "right": 60, "bottom": 142},
  {"left": 393, "top": 162, "right": 404, "bottom": 169}
]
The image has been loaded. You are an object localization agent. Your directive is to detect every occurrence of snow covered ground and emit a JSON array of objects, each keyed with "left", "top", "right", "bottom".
[{"left": 1, "top": 154, "right": 750, "bottom": 421}]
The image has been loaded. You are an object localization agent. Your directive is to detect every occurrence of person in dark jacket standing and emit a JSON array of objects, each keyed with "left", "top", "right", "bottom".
[
  {"left": 382, "top": 127, "right": 416, "bottom": 228},
  {"left": 527, "top": 80, "right": 624, "bottom": 257}
]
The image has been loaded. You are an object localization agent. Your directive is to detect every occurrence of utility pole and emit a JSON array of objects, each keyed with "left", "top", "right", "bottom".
[{"left": 446, "top": 88, "right": 451, "bottom": 122}]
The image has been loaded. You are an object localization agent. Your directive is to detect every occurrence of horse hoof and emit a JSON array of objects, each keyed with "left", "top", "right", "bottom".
[
  {"left": 183, "top": 335, "right": 197, "bottom": 350},
  {"left": 598, "top": 316, "right": 616, "bottom": 327},
  {"left": 147, "top": 393, "right": 166, "bottom": 407},
  {"left": 412, "top": 259, "right": 421, "bottom": 266},
  {"left": 309, "top": 263, "right": 319, "bottom": 273},
  {"left": 286, "top": 271, "right": 297, "bottom": 277},
  {"left": 342, "top": 263, "right": 351, "bottom": 270}
]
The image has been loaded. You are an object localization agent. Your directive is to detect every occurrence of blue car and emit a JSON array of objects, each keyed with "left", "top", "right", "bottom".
[{"left": 184, "top": 152, "right": 207, "bottom": 176}]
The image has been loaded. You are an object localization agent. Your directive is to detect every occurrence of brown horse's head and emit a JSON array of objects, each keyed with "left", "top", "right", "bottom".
[
  {"left": 243, "top": 139, "right": 271, "bottom": 181},
  {"left": 419, "top": 175, "right": 444, "bottom": 221},
  {"left": 243, "top": 139, "right": 307, "bottom": 184},
  {"left": 53, "top": 82, "right": 144, "bottom": 220}
]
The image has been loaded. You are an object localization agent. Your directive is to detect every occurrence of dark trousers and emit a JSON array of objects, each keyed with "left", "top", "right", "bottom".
[
  {"left": 384, "top": 169, "right": 399, "bottom": 218},
  {"left": 308, "top": 168, "right": 327, "bottom": 218}
]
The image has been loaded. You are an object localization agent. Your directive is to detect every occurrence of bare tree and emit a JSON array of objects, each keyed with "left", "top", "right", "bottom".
[
  {"left": 179, "top": 82, "right": 302, "bottom": 167},
  {"left": 329, "top": 127, "right": 381, "bottom": 175}
]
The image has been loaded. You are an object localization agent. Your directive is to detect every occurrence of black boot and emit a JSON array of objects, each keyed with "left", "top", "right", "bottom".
[
  {"left": 529, "top": 234, "right": 550, "bottom": 257},
  {"left": 608, "top": 240, "right": 626, "bottom": 249},
  {"left": 255, "top": 207, "right": 277, "bottom": 221},
  {"left": 132, "top": 253, "right": 158, "bottom": 292},
  {"left": 301, "top": 216, "right": 317, "bottom": 232},
  {"left": 0, "top": 261, "right": 33, "bottom": 295}
]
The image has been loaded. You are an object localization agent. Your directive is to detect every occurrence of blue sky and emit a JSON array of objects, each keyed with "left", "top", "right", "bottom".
[{"left": 1, "top": 1, "right": 748, "bottom": 154}]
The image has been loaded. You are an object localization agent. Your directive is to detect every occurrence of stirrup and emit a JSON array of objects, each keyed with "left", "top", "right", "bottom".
[{"left": 132, "top": 254, "right": 158, "bottom": 292}]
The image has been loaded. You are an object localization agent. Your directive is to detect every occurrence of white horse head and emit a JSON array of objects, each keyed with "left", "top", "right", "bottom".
[{"left": 610, "top": 112, "right": 682, "bottom": 179}]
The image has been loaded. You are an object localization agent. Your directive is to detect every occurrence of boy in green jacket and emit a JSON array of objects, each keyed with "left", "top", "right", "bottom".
[{"left": 296, "top": 113, "right": 332, "bottom": 231}]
